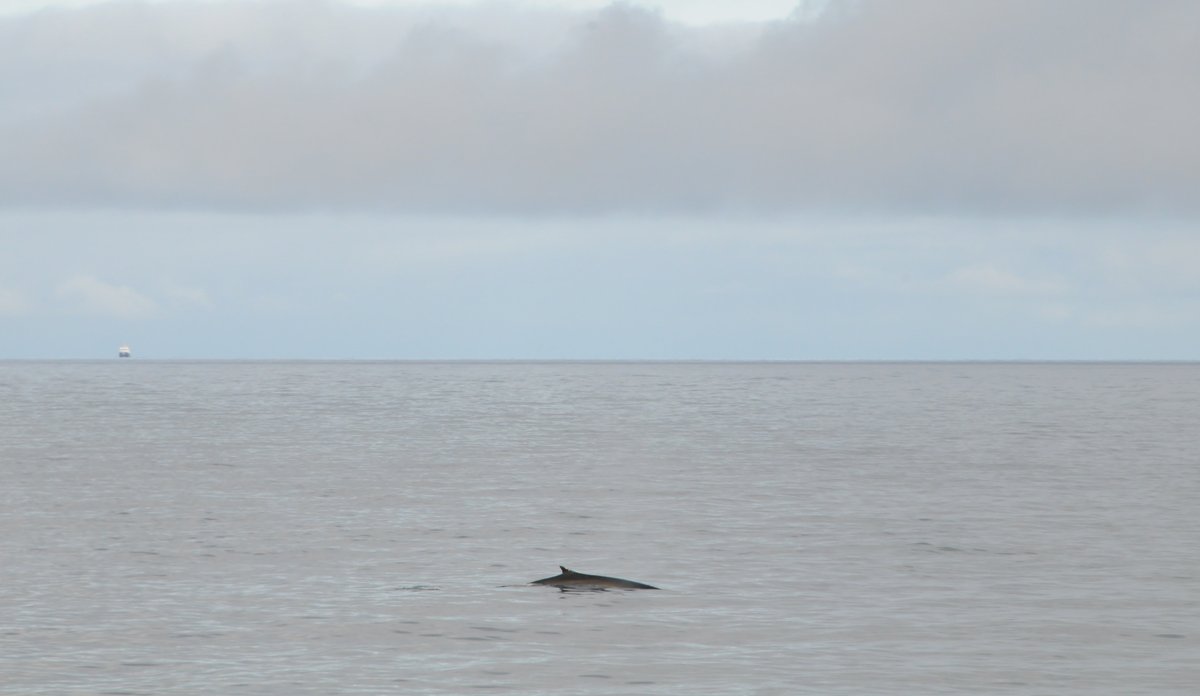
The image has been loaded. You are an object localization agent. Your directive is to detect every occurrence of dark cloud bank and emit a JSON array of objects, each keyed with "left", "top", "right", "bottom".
[{"left": 2, "top": 0, "right": 1197, "bottom": 214}]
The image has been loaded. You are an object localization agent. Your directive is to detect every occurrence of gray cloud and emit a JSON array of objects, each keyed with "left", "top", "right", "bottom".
[{"left": 1, "top": 0, "right": 1197, "bottom": 214}]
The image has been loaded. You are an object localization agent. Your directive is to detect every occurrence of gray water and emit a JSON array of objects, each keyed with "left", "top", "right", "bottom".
[{"left": 1, "top": 361, "right": 1197, "bottom": 695}]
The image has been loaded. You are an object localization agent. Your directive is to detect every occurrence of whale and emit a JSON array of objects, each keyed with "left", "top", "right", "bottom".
[{"left": 531, "top": 566, "right": 659, "bottom": 590}]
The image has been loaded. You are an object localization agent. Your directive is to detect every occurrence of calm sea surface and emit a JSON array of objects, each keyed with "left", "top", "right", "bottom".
[{"left": 1, "top": 361, "right": 1197, "bottom": 695}]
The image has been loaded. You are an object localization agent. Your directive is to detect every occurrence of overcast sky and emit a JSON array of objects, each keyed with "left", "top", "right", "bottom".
[{"left": 2, "top": 0, "right": 1197, "bottom": 359}]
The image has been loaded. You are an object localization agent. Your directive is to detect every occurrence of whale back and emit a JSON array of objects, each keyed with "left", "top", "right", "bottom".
[{"left": 531, "top": 566, "right": 659, "bottom": 590}]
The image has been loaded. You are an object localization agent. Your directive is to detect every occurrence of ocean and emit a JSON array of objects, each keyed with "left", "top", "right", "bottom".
[{"left": 1, "top": 361, "right": 1197, "bottom": 695}]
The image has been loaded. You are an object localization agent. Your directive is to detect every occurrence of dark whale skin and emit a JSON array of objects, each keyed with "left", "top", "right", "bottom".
[{"left": 531, "top": 566, "right": 659, "bottom": 590}]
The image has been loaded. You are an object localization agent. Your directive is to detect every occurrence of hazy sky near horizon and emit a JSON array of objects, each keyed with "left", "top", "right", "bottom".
[{"left": 2, "top": 0, "right": 1198, "bottom": 359}]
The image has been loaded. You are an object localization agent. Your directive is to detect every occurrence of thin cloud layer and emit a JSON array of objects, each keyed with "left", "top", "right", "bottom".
[
  {"left": 57, "top": 274, "right": 158, "bottom": 319},
  {"left": 1, "top": 0, "right": 1197, "bottom": 214},
  {"left": 0, "top": 286, "right": 32, "bottom": 316}
]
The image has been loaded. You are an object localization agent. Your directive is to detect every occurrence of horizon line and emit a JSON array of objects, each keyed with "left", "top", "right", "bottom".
[{"left": 2, "top": 357, "right": 1197, "bottom": 365}]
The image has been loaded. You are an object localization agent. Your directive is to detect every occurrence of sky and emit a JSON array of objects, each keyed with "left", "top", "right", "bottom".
[{"left": 1, "top": 0, "right": 1198, "bottom": 360}]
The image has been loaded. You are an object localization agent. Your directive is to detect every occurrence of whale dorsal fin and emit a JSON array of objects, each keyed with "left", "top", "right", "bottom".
[{"left": 559, "top": 566, "right": 572, "bottom": 574}]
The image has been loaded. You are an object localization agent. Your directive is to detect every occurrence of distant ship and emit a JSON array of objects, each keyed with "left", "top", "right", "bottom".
[{"left": 118, "top": 344, "right": 131, "bottom": 358}]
